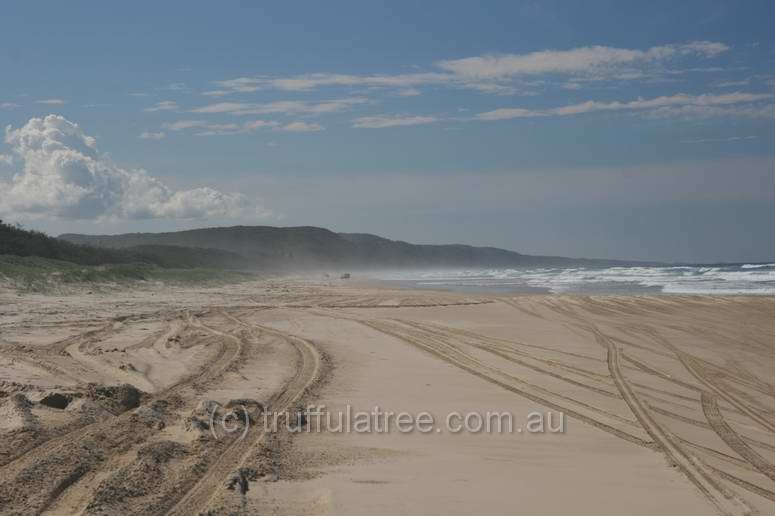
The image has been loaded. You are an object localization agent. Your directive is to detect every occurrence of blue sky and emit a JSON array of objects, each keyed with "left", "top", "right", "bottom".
[{"left": 1, "top": 1, "right": 774, "bottom": 262}]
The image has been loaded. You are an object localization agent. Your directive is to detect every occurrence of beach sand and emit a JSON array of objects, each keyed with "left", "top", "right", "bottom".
[{"left": 1, "top": 279, "right": 774, "bottom": 515}]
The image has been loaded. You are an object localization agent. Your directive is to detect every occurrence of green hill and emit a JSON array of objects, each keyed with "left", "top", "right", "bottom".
[
  {"left": 59, "top": 225, "right": 648, "bottom": 270},
  {"left": 0, "top": 220, "right": 250, "bottom": 270}
]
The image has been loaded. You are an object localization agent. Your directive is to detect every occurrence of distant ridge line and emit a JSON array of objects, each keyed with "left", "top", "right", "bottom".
[{"left": 59, "top": 225, "right": 659, "bottom": 270}]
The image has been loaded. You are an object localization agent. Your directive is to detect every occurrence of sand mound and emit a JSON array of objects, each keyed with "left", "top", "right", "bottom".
[
  {"left": 65, "top": 397, "right": 114, "bottom": 421},
  {"left": 0, "top": 393, "right": 37, "bottom": 432},
  {"left": 87, "top": 383, "right": 144, "bottom": 414}
]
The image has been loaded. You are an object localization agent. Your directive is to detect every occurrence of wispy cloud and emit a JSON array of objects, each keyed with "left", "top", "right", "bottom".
[
  {"left": 197, "top": 119, "right": 280, "bottom": 136},
  {"left": 1, "top": 102, "right": 21, "bottom": 109},
  {"left": 204, "top": 41, "right": 732, "bottom": 99},
  {"left": 681, "top": 135, "right": 758, "bottom": 144},
  {"left": 644, "top": 103, "right": 775, "bottom": 119},
  {"left": 190, "top": 98, "right": 367, "bottom": 116},
  {"left": 34, "top": 99, "right": 67, "bottom": 105},
  {"left": 162, "top": 119, "right": 208, "bottom": 131},
  {"left": 437, "top": 41, "right": 728, "bottom": 79},
  {"left": 714, "top": 79, "right": 751, "bottom": 88},
  {"left": 144, "top": 100, "right": 179, "bottom": 112},
  {"left": 139, "top": 131, "right": 166, "bottom": 140},
  {"left": 203, "top": 74, "right": 447, "bottom": 96},
  {"left": 352, "top": 114, "right": 438, "bottom": 129},
  {"left": 273, "top": 122, "right": 324, "bottom": 132},
  {"left": 162, "top": 119, "right": 279, "bottom": 136},
  {"left": 164, "top": 82, "right": 189, "bottom": 91},
  {"left": 476, "top": 92, "right": 773, "bottom": 120}
]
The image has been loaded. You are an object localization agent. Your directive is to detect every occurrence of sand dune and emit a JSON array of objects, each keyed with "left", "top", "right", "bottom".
[{"left": 1, "top": 280, "right": 774, "bottom": 514}]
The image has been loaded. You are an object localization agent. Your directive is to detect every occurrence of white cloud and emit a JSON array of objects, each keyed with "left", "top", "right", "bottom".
[
  {"left": 144, "top": 100, "right": 179, "bottom": 112},
  {"left": 164, "top": 82, "right": 188, "bottom": 91},
  {"left": 476, "top": 108, "right": 540, "bottom": 121},
  {"left": 204, "top": 71, "right": 526, "bottom": 97},
  {"left": 681, "top": 135, "right": 757, "bottom": 144},
  {"left": 139, "top": 131, "right": 166, "bottom": 140},
  {"left": 189, "top": 102, "right": 246, "bottom": 113},
  {"left": 161, "top": 119, "right": 279, "bottom": 136},
  {"left": 190, "top": 98, "right": 367, "bottom": 116},
  {"left": 204, "top": 73, "right": 448, "bottom": 96},
  {"left": 203, "top": 42, "right": 731, "bottom": 99},
  {"left": 352, "top": 115, "right": 437, "bottom": 129},
  {"left": 437, "top": 41, "right": 729, "bottom": 79},
  {"left": 1, "top": 115, "right": 264, "bottom": 220},
  {"left": 476, "top": 92, "right": 773, "bottom": 120},
  {"left": 644, "top": 103, "right": 775, "bottom": 119},
  {"left": 714, "top": 79, "right": 751, "bottom": 88},
  {"left": 243, "top": 120, "right": 278, "bottom": 130},
  {"left": 0, "top": 154, "right": 13, "bottom": 166},
  {"left": 162, "top": 119, "right": 208, "bottom": 131},
  {"left": 34, "top": 99, "right": 66, "bottom": 105},
  {"left": 274, "top": 122, "right": 324, "bottom": 132},
  {"left": 1, "top": 102, "right": 21, "bottom": 109}
]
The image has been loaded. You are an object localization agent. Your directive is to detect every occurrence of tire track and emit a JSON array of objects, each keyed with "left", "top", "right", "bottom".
[
  {"left": 649, "top": 405, "right": 775, "bottom": 454},
  {"left": 702, "top": 392, "right": 775, "bottom": 484},
  {"left": 592, "top": 326, "right": 752, "bottom": 516},
  {"left": 400, "top": 320, "right": 621, "bottom": 398},
  {"left": 387, "top": 321, "right": 639, "bottom": 427},
  {"left": 648, "top": 328, "right": 775, "bottom": 435},
  {"left": 165, "top": 315, "right": 321, "bottom": 516},
  {"left": 0, "top": 313, "right": 245, "bottom": 514},
  {"left": 362, "top": 319, "right": 652, "bottom": 448}
]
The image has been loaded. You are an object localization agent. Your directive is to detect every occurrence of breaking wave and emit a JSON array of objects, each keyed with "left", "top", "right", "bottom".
[{"left": 379, "top": 263, "right": 775, "bottom": 295}]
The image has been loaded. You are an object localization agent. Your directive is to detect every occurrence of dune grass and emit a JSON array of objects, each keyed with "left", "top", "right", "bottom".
[{"left": 0, "top": 255, "right": 255, "bottom": 293}]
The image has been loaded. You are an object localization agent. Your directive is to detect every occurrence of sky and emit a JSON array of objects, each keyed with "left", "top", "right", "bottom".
[{"left": 1, "top": 0, "right": 774, "bottom": 263}]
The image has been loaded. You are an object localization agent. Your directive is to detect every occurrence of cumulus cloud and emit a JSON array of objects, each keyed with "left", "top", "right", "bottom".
[
  {"left": 274, "top": 122, "right": 324, "bottom": 132},
  {"left": 476, "top": 92, "right": 773, "bottom": 120},
  {"left": 139, "top": 131, "right": 166, "bottom": 140},
  {"left": 352, "top": 115, "right": 437, "bottom": 129},
  {"left": 1, "top": 115, "right": 264, "bottom": 220}
]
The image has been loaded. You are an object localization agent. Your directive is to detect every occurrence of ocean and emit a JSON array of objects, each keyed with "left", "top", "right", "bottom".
[{"left": 377, "top": 263, "right": 775, "bottom": 295}]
